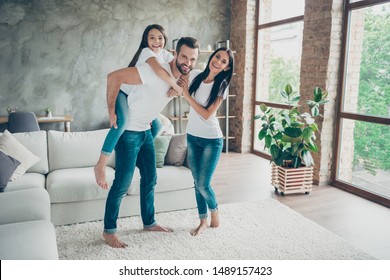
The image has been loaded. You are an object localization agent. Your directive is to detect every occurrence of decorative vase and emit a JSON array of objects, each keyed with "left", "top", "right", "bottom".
[
  {"left": 271, "top": 162, "right": 313, "bottom": 196},
  {"left": 47, "top": 111, "right": 52, "bottom": 118}
]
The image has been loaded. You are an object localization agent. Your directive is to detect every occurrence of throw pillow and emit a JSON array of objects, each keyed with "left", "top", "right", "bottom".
[
  {"left": 0, "top": 130, "right": 41, "bottom": 181},
  {"left": 165, "top": 133, "right": 187, "bottom": 166},
  {"left": 154, "top": 135, "right": 172, "bottom": 168},
  {"left": 0, "top": 151, "right": 21, "bottom": 192}
]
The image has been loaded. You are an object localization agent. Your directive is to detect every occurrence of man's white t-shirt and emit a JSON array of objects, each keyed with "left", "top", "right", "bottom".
[
  {"left": 186, "top": 80, "right": 227, "bottom": 139},
  {"left": 125, "top": 64, "right": 199, "bottom": 131},
  {"left": 120, "top": 48, "right": 173, "bottom": 94}
]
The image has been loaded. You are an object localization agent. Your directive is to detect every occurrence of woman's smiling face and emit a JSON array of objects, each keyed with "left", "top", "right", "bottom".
[{"left": 208, "top": 50, "right": 230, "bottom": 74}]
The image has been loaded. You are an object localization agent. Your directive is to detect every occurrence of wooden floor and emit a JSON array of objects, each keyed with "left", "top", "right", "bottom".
[{"left": 212, "top": 152, "right": 390, "bottom": 260}]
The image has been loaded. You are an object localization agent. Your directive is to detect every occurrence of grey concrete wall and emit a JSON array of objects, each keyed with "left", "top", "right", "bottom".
[{"left": 0, "top": 0, "right": 231, "bottom": 131}]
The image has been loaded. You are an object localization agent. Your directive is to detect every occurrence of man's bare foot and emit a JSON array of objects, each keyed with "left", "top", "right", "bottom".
[
  {"left": 94, "top": 164, "right": 108, "bottom": 189},
  {"left": 210, "top": 210, "right": 219, "bottom": 228},
  {"left": 103, "top": 232, "right": 128, "bottom": 248},
  {"left": 144, "top": 224, "right": 173, "bottom": 232},
  {"left": 191, "top": 219, "right": 208, "bottom": 236}
]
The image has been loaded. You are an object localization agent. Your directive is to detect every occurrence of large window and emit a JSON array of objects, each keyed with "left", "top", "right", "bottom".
[
  {"left": 334, "top": 0, "right": 390, "bottom": 206},
  {"left": 253, "top": 0, "right": 305, "bottom": 155}
]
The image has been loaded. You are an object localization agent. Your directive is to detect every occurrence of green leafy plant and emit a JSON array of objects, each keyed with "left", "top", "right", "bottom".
[
  {"left": 6, "top": 106, "right": 17, "bottom": 114},
  {"left": 254, "top": 84, "right": 329, "bottom": 168}
]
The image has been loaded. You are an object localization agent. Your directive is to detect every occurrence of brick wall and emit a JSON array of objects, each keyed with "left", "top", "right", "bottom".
[
  {"left": 229, "top": 0, "right": 257, "bottom": 152},
  {"left": 300, "top": 0, "right": 344, "bottom": 185}
]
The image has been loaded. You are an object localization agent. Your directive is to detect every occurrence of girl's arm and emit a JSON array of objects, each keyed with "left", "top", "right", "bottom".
[
  {"left": 179, "top": 77, "right": 224, "bottom": 120},
  {"left": 146, "top": 57, "right": 182, "bottom": 94}
]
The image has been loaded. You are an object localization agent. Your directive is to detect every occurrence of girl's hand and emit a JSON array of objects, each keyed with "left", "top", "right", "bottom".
[
  {"left": 173, "top": 84, "right": 183, "bottom": 96},
  {"left": 109, "top": 113, "right": 118, "bottom": 129},
  {"left": 167, "top": 88, "right": 179, "bottom": 97}
]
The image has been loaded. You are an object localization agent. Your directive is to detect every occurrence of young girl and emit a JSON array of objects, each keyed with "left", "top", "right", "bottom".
[
  {"left": 95, "top": 24, "right": 182, "bottom": 189},
  {"left": 179, "top": 47, "right": 234, "bottom": 236}
]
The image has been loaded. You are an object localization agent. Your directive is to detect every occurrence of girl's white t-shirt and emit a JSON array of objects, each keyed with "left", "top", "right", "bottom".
[
  {"left": 120, "top": 48, "right": 173, "bottom": 94},
  {"left": 186, "top": 80, "right": 227, "bottom": 139}
]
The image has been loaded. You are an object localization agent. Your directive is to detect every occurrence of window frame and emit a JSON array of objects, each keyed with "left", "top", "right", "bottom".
[{"left": 332, "top": 0, "right": 390, "bottom": 207}]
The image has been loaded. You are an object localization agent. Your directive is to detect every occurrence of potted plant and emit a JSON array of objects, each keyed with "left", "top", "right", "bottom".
[
  {"left": 6, "top": 106, "right": 17, "bottom": 115},
  {"left": 254, "top": 84, "right": 329, "bottom": 195},
  {"left": 45, "top": 107, "right": 52, "bottom": 118}
]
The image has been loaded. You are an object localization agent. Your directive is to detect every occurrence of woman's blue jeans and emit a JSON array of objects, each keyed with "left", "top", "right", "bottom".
[
  {"left": 104, "top": 130, "right": 157, "bottom": 233},
  {"left": 101, "top": 90, "right": 162, "bottom": 155},
  {"left": 187, "top": 134, "right": 223, "bottom": 219}
]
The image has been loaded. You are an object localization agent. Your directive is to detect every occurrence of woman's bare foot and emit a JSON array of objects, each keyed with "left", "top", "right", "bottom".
[
  {"left": 144, "top": 224, "right": 173, "bottom": 232},
  {"left": 191, "top": 219, "right": 208, "bottom": 236},
  {"left": 94, "top": 164, "right": 108, "bottom": 189},
  {"left": 210, "top": 210, "right": 219, "bottom": 228},
  {"left": 103, "top": 232, "right": 128, "bottom": 248}
]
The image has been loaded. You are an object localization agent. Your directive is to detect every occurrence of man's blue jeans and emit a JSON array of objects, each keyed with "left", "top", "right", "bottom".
[
  {"left": 104, "top": 130, "right": 157, "bottom": 233},
  {"left": 187, "top": 134, "right": 223, "bottom": 219}
]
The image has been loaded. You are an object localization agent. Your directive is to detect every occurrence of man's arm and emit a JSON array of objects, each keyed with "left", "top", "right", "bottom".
[{"left": 106, "top": 67, "right": 142, "bottom": 127}]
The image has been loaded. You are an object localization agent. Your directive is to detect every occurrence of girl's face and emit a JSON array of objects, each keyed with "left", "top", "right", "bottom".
[
  {"left": 208, "top": 50, "right": 230, "bottom": 74},
  {"left": 147, "top": 28, "right": 165, "bottom": 53}
]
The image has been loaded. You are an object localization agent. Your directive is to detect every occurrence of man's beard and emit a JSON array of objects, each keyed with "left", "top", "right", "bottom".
[{"left": 176, "top": 59, "right": 192, "bottom": 75}]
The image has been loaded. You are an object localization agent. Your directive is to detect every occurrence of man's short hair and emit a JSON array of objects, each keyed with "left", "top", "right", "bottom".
[{"left": 176, "top": 37, "right": 200, "bottom": 54}]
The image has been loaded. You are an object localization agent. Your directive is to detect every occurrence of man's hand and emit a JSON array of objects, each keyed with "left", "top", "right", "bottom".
[{"left": 109, "top": 113, "right": 118, "bottom": 129}]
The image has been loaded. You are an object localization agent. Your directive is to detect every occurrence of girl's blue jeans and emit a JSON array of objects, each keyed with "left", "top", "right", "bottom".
[
  {"left": 187, "top": 134, "right": 223, "bottom": 219},
  {"left": 101, "top": 90, "right": 162, "bottom": 155}
]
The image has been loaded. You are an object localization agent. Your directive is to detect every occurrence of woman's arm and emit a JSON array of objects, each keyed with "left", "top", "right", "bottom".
[
  {"left": 146, "top": 57, "right": 182, "bottom": 94},
  {"left": 179, "top": 77, "right": 224, "bottom": 120},
  {"left": 106, "top": 67, "right": 142, "bottom": 127}
]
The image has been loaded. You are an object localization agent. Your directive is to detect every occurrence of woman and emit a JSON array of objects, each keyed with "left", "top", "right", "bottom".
[{"left": 179, "top": 47, "right": 234, "bottom": 236}]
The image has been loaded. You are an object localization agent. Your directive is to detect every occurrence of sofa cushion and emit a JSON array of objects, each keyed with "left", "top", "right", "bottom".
[
  {"left": 128, "top": 165, "right": 193, "bottom": 195},
  {"left": 46, "top": 166, "right": 115, "bottom": 203},
  {"left": 0, "top": 151, "right": 20, "bottom": 192},
  {"left": 154, "top": 135, "right": 172, "bottom": 168},
  {"left": 4, "top": 173, "right": 46, "bottom": 192},
  {"left": 0, "top": 130, "right": 41, "bottom": 180},
  {"left": 157, "top": 114, "right": 175, "bottom": 136},
  {"left": 0, "top": 188, "right": 51, "bottom": 225},
  {"left": 0, "top": 220, "right": 58, "bottom": 260},
  {"left": 165, "top": 133, "right": 187, "bottom": 166},
  {"left": 48, "top": 129, "right": 115, "bottom": 171},
  {"left": 11, "top": 131, "right": 49, "bottom": 174}
]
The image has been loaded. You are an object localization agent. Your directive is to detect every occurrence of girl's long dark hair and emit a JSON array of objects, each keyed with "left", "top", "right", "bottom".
[
  {"left": 128, "top": 24, "right": 168, "bottom": 67},
  {"left": 189, "top": 47, "right": 234, "bottom": 109}
]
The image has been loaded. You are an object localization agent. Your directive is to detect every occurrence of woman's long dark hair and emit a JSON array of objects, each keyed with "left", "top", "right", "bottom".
[
  {"left": 189, "top": 47, "right": 234, "bottom": 109},
  {"left": 128, "top": 24, "right": 168, "bottom": 67}
]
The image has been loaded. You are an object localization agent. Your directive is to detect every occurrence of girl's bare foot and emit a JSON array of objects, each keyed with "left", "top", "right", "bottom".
[
  {"left": 210, "top": 210, "right": 219, "bottom": 228},
  {"left": 144, "top": 224, "right": 173, "bottom": 232},
  {"left": 94, "top": 164, "right": 108, "bottom": 189},
  {"left": 103, "top": 232, "right": 128, "bottom": 248},
  {"left": 191, "top": 219, "right": 208, "bottom": 236}
]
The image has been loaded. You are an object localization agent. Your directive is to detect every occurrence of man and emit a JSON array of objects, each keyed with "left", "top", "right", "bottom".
[{"left": 103, "top": 37, "right": 200, "bottom": 248}]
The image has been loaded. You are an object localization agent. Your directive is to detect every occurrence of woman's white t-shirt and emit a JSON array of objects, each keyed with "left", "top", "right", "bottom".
[
  {"left": 186, "top": 81, "right": 227, "bottom": 139},
  {"left": 120, "top": 48, "right": 173, "bottom": 94}
]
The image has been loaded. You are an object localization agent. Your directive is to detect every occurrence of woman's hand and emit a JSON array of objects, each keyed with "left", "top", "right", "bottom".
[{"left": 177, "top": 76, "right": 190, "bottom": 100}]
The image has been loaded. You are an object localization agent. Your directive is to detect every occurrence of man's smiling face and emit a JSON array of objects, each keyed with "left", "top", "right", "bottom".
[{"left": 175, "top": 45, "right": 199, "bottom": 75}]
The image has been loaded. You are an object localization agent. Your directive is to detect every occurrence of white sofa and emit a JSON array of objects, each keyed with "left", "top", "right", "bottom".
[{"left": 2, "top": 128, "right": 196, "bottom": 227}]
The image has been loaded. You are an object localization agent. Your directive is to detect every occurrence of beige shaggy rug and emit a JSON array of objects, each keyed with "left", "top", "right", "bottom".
[{"left": 55, "top": 199, "right": 373, "bottom": 260}]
